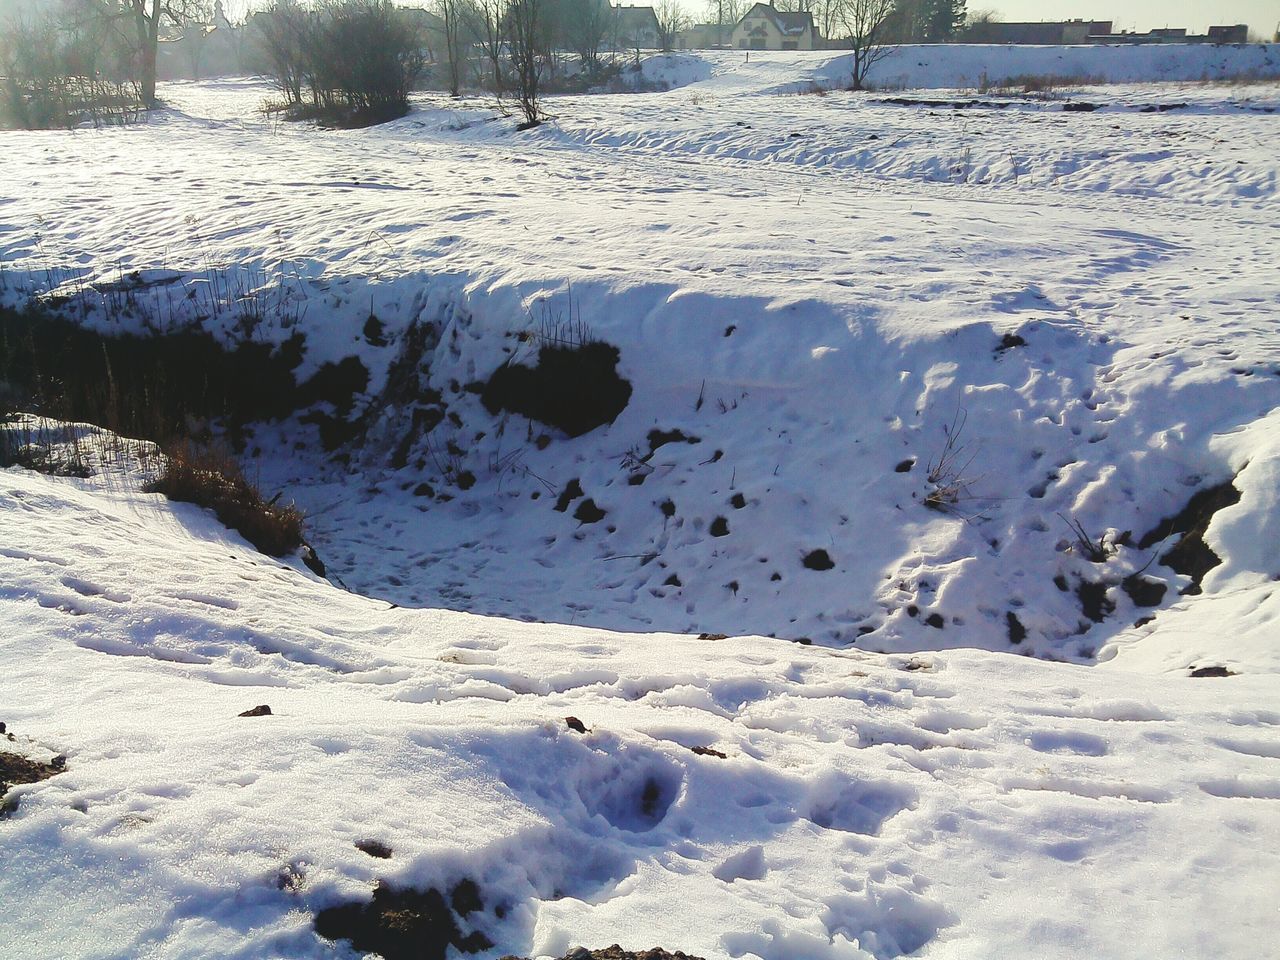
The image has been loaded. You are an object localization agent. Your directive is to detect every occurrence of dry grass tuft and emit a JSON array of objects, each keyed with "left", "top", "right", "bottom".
[{"left": 146, "top": 443, "right": 303, "bottom": 556}]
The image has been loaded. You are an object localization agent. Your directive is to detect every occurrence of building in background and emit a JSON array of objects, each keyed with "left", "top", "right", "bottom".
[
  {"left": 613, "top": 5, "right": 661, "bottom": 50},
  {"left": 730, "top": 2, "right": 819, "bottom": 51},
  {"left": 964, "top": 19, "right": 1250, "bottom": 46}
]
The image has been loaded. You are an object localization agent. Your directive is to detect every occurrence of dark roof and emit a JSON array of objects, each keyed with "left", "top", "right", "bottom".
[{"left": 615, "top": 5, "right": 659, "bottom": 28}]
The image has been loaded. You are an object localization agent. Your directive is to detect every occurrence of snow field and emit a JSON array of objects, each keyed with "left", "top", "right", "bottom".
[
  {"left": 1, "top": 463, "right": 1278, "bottom": 959},
  {"left": 0, "top": 48, "right": 1279, "bottom": 959}
]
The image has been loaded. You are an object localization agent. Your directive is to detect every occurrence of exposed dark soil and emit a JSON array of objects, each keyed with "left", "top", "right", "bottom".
[
  {"left": 1006, "top": 611, "right": 1027, "bottom": 644},
  {"left": 481, "top": 342, "right": 632, "bottom": 438},
  {"left": 0, "top": 305, "right": 366, "bottom": 445},
  {"left": 1190, "top": 665, "right": 1238, "bottom": 678},
  {"left": 314, "top": 882, "right": 492, "bottom": 960},
  {"left": 1139, "top": 481, "right": 1241, "bottom": 594},
  {"left": 0, "top": 749, "right": 64, "bottom": 796},
  {"left": 646, "top": 429, "right": 700, "bottom": 456},
  {"left": 355, "top": 839, "right": 393, "bottom": 859},
  {"left": 802, "top": 549, "right": 835, "bottom": 571},
  {"left": 1076, "top": 580, "right": 1114, "bottom": 623},
  {"left": 1122, "top": 575, "right": 1167, "bottom": 607},
  {"left": 555, "top": 479, "right": 585, "bottom": 513},
  {"left": 573, "top": 498, "right": 607, "bottom": 524}
]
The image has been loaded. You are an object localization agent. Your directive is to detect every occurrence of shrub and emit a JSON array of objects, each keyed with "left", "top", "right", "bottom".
[
  {"left": 252, "top": 0, "right": 425, "bottom": 127},
  {"left": 146, "top": 444, "right": 304, "bottom": 556},
  {"left": 0, "top": 11, "right": 142, "bottom": 129}
]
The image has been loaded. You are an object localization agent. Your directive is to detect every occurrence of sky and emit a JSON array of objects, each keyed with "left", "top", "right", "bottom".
[{"left": 983, "top": 2, "right": 1277, "bottom": 34}]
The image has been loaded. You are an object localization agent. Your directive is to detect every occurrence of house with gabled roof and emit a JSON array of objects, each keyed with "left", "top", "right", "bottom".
[
  {"left": 730, "top": 2, "right": 819, "bottom": 51},
  {"left": 614, "top": 4, "right": 661, "bottom": 50}
]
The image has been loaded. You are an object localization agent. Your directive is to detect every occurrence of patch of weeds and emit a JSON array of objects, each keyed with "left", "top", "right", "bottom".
[
  {"left": 146, "top": 443, "right": 304, "bottom": 556},
  {"left": 1058, "top": 514, "right": 1111, "bottom": 563},
  {"left": 923, "top": 407, "right": 984, "bottom": 518}
]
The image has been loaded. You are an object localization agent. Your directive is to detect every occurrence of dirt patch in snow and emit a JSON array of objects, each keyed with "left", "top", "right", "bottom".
[
  {"left": 314, "top": 881, "right": 493, "bottom": 960},
  {"left": 1139, "top": 480, "right": 1241, "bottom": 594},
  {"left": 481, "top": 342, "right": 632, "bottom": 438},
  {"left": 0, "top": 731, "right": 65, "bottom": 803}
]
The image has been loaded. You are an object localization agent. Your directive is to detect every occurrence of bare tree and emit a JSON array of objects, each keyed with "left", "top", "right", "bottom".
[
  {"left": 837, "top": 0, "right": 895, "bottom": 90},
  {"left": 505, "top": 0, "right": 547, "bottom": 127},
  {"left": 113, "top": 0, "right": 205, "bottom": 106},
  {"left": 702, "top": 0, "right": 746, "bottom": 47},
  {"left": 467, "top": 0, "right": 506, "bottom": 93},
  {"left": 654, "top": 0, "right": 688, "bottom": 51},
  {"left": 180, "top": 1, "right": 215, "bottom": 79},
  {"left": 437, "top": 0, "right": 465, "bottom": 95},
  {"left": 561, "top": 0, "right": 612, "bottom": 76},
  {"left": 252, "top": 0, "right": 310, "bottom": 104}
]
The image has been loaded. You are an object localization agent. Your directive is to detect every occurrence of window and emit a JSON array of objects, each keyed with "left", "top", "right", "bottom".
[
  {"left": 782, "top": 40, "right": 798, "bottom": 49},
  {"left": 750, "top": 38, "right": 766, "bottom": 49},
  {"left": 738, "top": 38, "right": 748, "bottom": 48}
]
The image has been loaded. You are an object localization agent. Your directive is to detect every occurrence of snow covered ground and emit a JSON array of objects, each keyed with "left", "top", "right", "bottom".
[
  {"left": 1, "top": 48, "right": 1279, "bottom": 959},
  {"left": 2, "top": 445, "right": 1278, "bottom": 959}
]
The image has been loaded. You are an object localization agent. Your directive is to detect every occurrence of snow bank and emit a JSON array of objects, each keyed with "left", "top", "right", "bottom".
[
  {"left": 1, "top": 461, "right": 1277, "bottom": 959},
  {"left": 1, "top": 68, "right": 1277, "bottom": 662},
  {"left": 643, "top": 44, "right": 1280, "bottom": 93}
]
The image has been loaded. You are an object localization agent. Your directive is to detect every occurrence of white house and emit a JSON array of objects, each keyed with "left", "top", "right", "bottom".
[{"left": 730, "top": 2, "right": 819, "bottom": 50}]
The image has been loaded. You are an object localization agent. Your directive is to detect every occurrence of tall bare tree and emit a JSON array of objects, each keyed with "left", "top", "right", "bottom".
[
  {"left": 505, "top": 0, "right": 547, "bottom": 127},
  {"left": 702, "top": 0, "right": 746, "bottom": 47},
  {"left": 562, "top": 0, "right": 611, "bottom": 75},
  {"left": 837, "top": 0, "right": 895, "bottom": 89},
  {"left": 180, "top": 1, "right": 215, "bottom": 79},
  {"left": 115, "top": 0, "right": 202, "bottom": 106},
  {"left": 437, "top": 0, "right": 465, "bottom": 95},
  {"left": 654, "top": 0, "right": 688, "bottom": 51},
  {"left": 467, "top": 0, "right": 505, "bottom": 92}
]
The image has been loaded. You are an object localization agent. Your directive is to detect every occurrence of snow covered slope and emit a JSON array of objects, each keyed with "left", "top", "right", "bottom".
[
  {"left": 1, "top": 61, "right": 1278, "bottom": 659},
  {"left": 1, "top": 456, "right": 1278, "bottom": 960}
]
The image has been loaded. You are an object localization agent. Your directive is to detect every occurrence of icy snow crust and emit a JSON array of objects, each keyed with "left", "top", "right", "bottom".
[{"left": 1, "top": 50, "right": 1279, "bottom": 958}]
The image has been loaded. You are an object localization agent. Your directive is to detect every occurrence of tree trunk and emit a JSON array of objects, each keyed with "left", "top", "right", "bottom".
[{"left": 135, "top": 0, "right": 163, "bottom": 107}]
